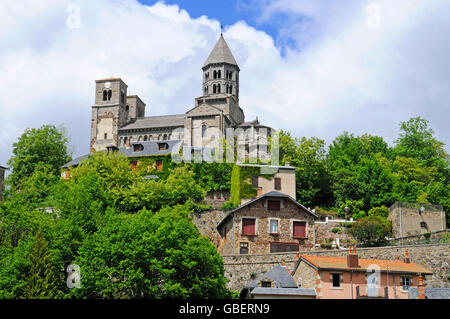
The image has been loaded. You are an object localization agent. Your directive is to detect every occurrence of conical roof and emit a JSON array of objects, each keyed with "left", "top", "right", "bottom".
[{"left": 203, "top": 34, "right": 239, "bottom": 68}]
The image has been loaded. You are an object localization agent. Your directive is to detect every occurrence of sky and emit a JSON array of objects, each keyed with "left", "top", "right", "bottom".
[{"left": 0, "top": 0, "right": 449, "bottom": 169}]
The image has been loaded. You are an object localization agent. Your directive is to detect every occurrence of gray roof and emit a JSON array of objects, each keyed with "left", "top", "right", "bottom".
[
  {"left": 203, "top": 35, "right": 239, "bottom": 68},
  {"left": 61, "top": 140, "right": 183, "bottom": 168},
  {"left": 0, "top": 165, "right": 8, "bottom": 170},
  {"left": 244, "top": 265, "right": 298, "bottom": 289},
  {"left": 409, "top": 288, "right": 450, "bottom": 299},
  {"left": 237, "top": 163, "right": 296, "bottom": 170},
  {"left": 119, "top": 114, "right": 185, "bottom": 131},
  {"left": 250, "top": 287, "right": 316, "bottom": 297},
  {"left": 61, "top": 154, "right": 90, "bottom": 169},
  {"left": 217, "top": 191, "right": 318, "bottom": 230}
]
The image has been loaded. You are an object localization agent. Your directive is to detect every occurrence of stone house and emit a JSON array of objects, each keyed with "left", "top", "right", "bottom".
[
  {"left": 216, "top": 191, "right": 318, "bottom": 255},
  {"left": 291, "top": 248, "right": 432, "bottom": 299},
  {"left": 0, "top": 165, "right": 6, "bottom": 203},
  {"left": 389, "top": 201, "right": 447, "bottom": 238}
]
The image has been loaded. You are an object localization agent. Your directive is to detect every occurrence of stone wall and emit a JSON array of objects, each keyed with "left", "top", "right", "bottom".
[
  {"left": 314, "top": 217, "right": 356, "bottom": 247},
  {"left": 191, "top": 209, "right": 228, "bottom": 247},
  {"left": 222, "top": 243, "right": 450, "bottom": 291}
]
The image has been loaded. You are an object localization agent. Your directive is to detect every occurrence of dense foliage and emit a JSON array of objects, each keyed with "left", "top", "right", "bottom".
[{"left": 0, "top": 147, "right": 230, "bottom": 299}]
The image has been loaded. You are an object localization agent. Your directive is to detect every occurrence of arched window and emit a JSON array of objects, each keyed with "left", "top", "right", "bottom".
[
  {"left": 104, "top": 133, "right": 108, "bottom": 140},
  {"left": 124, "top": 136, "right": 128, "bottom": 144},
  {"left": 229, "top": 71, "right": 233, "bottom": 79},
  {"left": 202, "top": 124, "right": 207, "bottom": 138},
  {"left": 213, "top": 84, "right": 216, "bottom": 94},
  {"left": 107, "top": 90, "right": 112, "bottom": 101},
  {"left": 163, "top": 134, "right": 168, "bottom": 140},
  {"left": 126, "top": 105, "right": 129, "bottom": 112},
  {"left": 144, "top": 135, "right": 148, "bottom": 141},
  {"left": 213, "top": 70, "right": 217, "bottom": 79},
  {"left": 217, "top": 84, "right": 221, "bottom": 93},
  {"left": 229, "top": 85, "right": 232, "bottom": 94},
  {"left": 103, "top": 90, "right": 108, "bottom": 101},
  {"left": 218, "top": 70, "right": 221, "bottom": 78}
]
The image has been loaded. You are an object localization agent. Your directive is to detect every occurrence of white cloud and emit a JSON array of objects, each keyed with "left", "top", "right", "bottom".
[{"left": 0, "top": 0, "right": 449, "bottom": 169}]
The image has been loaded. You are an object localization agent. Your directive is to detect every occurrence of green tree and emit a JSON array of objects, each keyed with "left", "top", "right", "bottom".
[
  {"left": 367, "top": 206, "right": 389, "bottom": 218},
  {"left": 350, "top": 216, "right": 392, "bottom": 247},
  {"left": 22, "top": 229, "right": 58, "bottom": 298},
  {"left": 7, "top": 125, "right": 72, "bottom": 190},
  {"left": 72, "top": 206, "right": 230, "bottom": 299}
]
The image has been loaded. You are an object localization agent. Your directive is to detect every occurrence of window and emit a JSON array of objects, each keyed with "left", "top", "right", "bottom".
[
  {"left": 103, "top": 90, "right": 108, "bottom": 101},
  {"left": 252, "top": 175, "right": 259, "bottom": 188},
  {"left": 293, "top": 221, "right": 306, "bottom": 238},
  {"left": 420, "top": 221, "right": 427, "bottom": 228},
  {"left": 155, "top": 159, "right": 163, "bottom": 171},
  {"left": 229, "top": 85, "right": 232, "bottom": 94},
  {"left": 332, "top": 273, "right": 342, "bottom": 288},
  {"left": 269, "top": 219, "right": 279, "bottom": 234},
  {"left": 270, "top": 242, "right": 299, "bottom": 253},
  {"left": 121, "top": 91, "right": 125, "bottom": 104},
  {"left": 107, "top": 90, "right": 112, "bottom": 101},
  {"left": 267, "top": 200, "right": 280, "bottom": 211},
  {"left": 104, "top": 133, "right": 108, "bottom": 140},
  {"left": 143, "top": 135, "right": 148, "bottom": 141},
  {"left": 158, "top": 143, "right": 168, "bottom": 150},
  {"left": 202, "top": 124, "right": 207, "bottom": 138},
  {"left": 274, "top": 177, "right": 281, "bottom": 190},
  {"left": 240, "top": 242, "right": 249, "bottom": 254},
  {"left": 218, "top": 70, "right": 221, "bottom": 78},
  {"left": 217, "top": 84, "right": 221, "bottom": 93},
  {"left": 261, "top": 281, "right": 272, "bottom": 288},
  {"left": 213, "top": 84, "right": 217, "bottom": 94},
  {"left": 133, "top": 144, "right": 143, "bottom": 152},
  {"left": 242, "top": 218, "right": 256, "bottom": 235},
  {"left": 401, "top": 277, "right": 411, "bottom": 291}
]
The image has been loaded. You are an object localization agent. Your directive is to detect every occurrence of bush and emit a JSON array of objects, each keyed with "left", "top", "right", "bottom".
[
  {"left": 368, "top": 206, "right": 389, "bottom": 218},
  {"left": 350, "top": 216, "right": 392, "bottom": 247},
  {"left": 320, "top": 243, "right": 333, "bottom": 249},
  {"left": 331, "top": 227, "right": 342, "bottom": 234}
]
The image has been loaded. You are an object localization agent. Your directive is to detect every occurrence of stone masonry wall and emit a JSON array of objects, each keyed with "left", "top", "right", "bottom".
[{"left": 222, "top": 243, "right": 450, "bottom": 291}]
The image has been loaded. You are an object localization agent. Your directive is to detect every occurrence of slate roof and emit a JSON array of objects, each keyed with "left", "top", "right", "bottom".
[
  {"left": 244, "top": 265, "right": 298, "bottom": 289},
  {"left": 409, "top": 288, "right": 450, "bottom": 299},
  {"left": 217, "top": 191, "right": 318, "bottom": 230},
  {"left": 61, "top": 140, "right": 183, "bottom": 168},
  {"left": 0, "top": 165, "right": 8, "bottom": 170},
  {"left": 250, "top": 287, "right": 316, "bottom": 297},
  {"left": 298, "top": 255, "right": 433, "bottom": 274},
  {"left": 119, "top": 114, "right": 186, "bottom": 131},
  {"left": 203, "top": 35, "right": 239, "bottom": 68}
]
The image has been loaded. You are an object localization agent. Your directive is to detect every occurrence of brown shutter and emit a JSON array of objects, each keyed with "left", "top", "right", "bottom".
[
  {"left": 293, "top": 221, "right": 306, "bottom": 238},
  {"left": 242, "top": 219, "right": 256, "bottom": 235},
  {"left": 274, "top": 178, "right": 281, "bottom": 190}
]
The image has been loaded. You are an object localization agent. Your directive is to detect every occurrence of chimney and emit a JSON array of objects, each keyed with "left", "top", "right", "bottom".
[
  {"left": 418, "top": 275, "right": 426, "bottom": 299},
  {"left": 404, "top": 249, "right": 410, "bottom": 264},
  {"left": 347, "top": 246, "right": 359, "bottom": 268}
]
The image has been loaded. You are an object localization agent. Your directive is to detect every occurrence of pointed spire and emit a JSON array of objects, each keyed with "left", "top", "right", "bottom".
[{"left": 203, "top": 34, "right": 239, "bottom": 68}]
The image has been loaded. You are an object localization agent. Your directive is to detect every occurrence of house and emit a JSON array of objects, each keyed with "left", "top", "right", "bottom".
[
  {"left": 241, "top": 264, "right": 316, "bottom": 299},
  {"left": 389, "top": 201, "right": 446, "bottom": 238},
  {"left": 291, "top": 248, "right": 433, "bottom": 299},
  {"left": 216, "top": 191, "right": 318, "bottom": 255},
  {"left": 238, "top": 163, "right": 296, "bottom": 203},
  {"left": 0, "top": 165, "right": 6, "bottom": 203}
]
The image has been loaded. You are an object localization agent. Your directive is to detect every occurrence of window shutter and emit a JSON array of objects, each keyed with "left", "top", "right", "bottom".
[
  {"left": 242, "top": 218, "right": 256, "bottom": 235},
  {"left": 274, "top": 178, "right": 281, "bottom": 190},
  {"left": 293, "top": 221, "right": 306, "bottom": 238}
]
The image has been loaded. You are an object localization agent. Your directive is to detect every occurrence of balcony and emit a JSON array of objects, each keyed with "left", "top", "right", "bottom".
[{"left": 355, "top": 285, "right": 389, "bottom": 299}]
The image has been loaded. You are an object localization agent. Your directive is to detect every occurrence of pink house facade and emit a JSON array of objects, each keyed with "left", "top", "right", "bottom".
[{"left": 292, "top": 248, "right": 432, "bottom": 299}]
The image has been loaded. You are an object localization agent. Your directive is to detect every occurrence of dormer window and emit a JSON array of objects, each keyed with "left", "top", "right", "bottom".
[
  {"left": 133, "top": 144, "right": 143, "bottom": 152},
  {"left": 158, "top": 143, "right": 168, "bottom": 151}
]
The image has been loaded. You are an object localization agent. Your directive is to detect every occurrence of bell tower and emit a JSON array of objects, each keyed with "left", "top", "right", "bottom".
[
  {"left": 202, "top": 34, "right": 240, "bottom": 99},
  {"left": 90, "top": 78, "right": 128, "bottom": 152}
]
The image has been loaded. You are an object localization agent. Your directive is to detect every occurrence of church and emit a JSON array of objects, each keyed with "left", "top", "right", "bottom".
[{"left": 89, "top": 34, "right": 272, "bottom": 160}]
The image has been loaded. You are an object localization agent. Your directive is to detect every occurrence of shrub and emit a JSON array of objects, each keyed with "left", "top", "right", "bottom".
[
  {"left": 320, "top": 243, "right": 333, "bottom": 249},
  {"left": 423, "top": 232, "right": 431, "bottom": 239},
  {"left": 331, "top": 227, "right": 342, "bottom": 234},
  {"left": 350, "top": 216, "right": 392, "bottom": 247},
  {"left": 368, "top": 206, "right": 389, "bottom": 218}
]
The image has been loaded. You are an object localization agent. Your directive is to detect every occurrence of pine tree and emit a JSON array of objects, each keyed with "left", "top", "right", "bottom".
[{"left": 22, "top": 229, "right": 57, "bottom": 299}]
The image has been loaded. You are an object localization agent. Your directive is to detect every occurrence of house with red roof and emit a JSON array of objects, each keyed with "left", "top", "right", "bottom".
[{"left": 291, "top": 247, "right": 432, "bottom": 299}]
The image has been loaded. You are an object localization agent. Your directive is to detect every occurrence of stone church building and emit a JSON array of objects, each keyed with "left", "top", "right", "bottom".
[{"left": 90, "top": 34, "right": 272, "bottom": 157}]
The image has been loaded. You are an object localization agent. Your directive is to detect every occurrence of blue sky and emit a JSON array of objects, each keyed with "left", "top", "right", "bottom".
[{"left": 0, "top": 0, "right": 449, "bottom": 167}]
